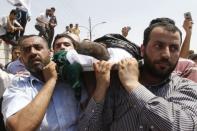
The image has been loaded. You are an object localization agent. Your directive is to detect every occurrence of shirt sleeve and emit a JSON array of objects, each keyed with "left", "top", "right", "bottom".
[
  {"left": 0, "top": 69, "right": 14, "bottom": 97},
  {"left": 128, "top": 81, "right": 197, "bottom": 130},
  {"left": 78, "top": 98, "right": 105, "bottom": 131},
  {"left": 2, "top": 77, "right": 35, "bottom": 124}
]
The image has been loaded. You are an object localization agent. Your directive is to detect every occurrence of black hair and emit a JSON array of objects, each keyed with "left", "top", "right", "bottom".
[
  {"left": 18, "top": 35, "right": 49, "bottom": 48},
  {"left": 188, "top": 54, "right": 197, "bottom": 61},
  {"left": 10, "top": 9, "right": 17, "bottom": 16},
  {"left": 149, "top": 17, "right": 175, "bottom": 26},
  {"left": 143, "top": 19, "right": 182, "bottom": 46},
  {"left": 11, "top": 45, "right": 21, "bottom": 52},
  {"left": 52, "top": 33, "right": 77, "bottom": 49},
  {"left": 51, "top": 7, "right": 55, "bottom": 11}
]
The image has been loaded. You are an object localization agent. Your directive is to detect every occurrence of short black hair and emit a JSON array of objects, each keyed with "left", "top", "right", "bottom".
[
  {"left": 51, "top": 7, "right": 55, "bottom": 11},
  {"left": 143, "top": 19, "right": 182, "bottom": 46},
  {"left": 18, "top": 35, "right": 49, "bottom": 48},
  {"left": 149, "top": 17, "right": 175, "bottom": 26},
  {"left": 188, "top": 54, "right": 197, "bottom": 61},
  {"left": 52, "top": 33, "right": 77, "bottom": 49},
  {"left": 10, "top": 9, "right": 17, "bottom": 15},
  {"left": 11, "top": 45, "right": 21, "bottom": 52}
]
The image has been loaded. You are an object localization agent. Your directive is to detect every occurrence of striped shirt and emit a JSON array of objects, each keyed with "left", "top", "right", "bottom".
[{"left": 79, "top": 73, "right": 197, "bottom": 131}]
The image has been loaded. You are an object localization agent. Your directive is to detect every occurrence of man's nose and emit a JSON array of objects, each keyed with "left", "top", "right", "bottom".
[
  {"left": 16, "top": 53, "right": 20, "bottom": 57},
  {"left": 29, "top": 47, "right": 37, "bottom": 54},
  {"left": 161, "top": 47, "right": 170, "bottom": 59}
]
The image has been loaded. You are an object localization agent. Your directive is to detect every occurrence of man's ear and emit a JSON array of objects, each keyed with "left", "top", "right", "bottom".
[{"left": 140, "top": 44, "right": 145, "bottom": 57}]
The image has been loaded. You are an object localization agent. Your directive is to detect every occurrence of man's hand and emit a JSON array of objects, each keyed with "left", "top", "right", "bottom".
[
  {"left": 42, "top": 61, "right": 57, "bottom": 82},
  {"left": 183, "top": 18, "right": 193, "bottom": 33},
  {"left": 15, "top": 26, "right": 23, "bottom": 31},
  {"left": 118, "top": 58, "right": 140, "bottom": 93},
  {"left": 93, "top": 61, "right": 113, "bottom": 102}
]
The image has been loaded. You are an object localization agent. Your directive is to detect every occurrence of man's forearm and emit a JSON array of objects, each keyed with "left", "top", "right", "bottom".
[
  {"left": 180, "top": 31, "right": 192, "bottom": 58},
  {"left": 128, "top": 85, "right": 197, "bottom": 130},
  {"left": 6, "top": 78, "right": 56, "bottom": 131},
  {"left": 79, "top": 98, "right": 105, "bottom": 131}
]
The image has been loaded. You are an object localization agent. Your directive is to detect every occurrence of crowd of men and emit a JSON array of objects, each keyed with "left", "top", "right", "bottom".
[{"left": 0, "top": 3, "right": 197, "bottom": 131}]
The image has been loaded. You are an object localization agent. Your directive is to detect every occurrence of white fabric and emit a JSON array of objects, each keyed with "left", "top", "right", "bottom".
[
  {"left": 0, "top": 69, "right": 14, "bottom": 97},
  {"left": 66, "top": 49, "right": 97, "bottom": 65},
  {"left": 36, "top": 13, "right": 50, "bottom": 27},
  {"left": 66, "top": 48, "right": 133, "bottom": 71},
  {"left": 7, "top": 0, "right": 32, "bottom": 14},
  {"left": 107, "top": 48, "right": 132, "bottom": 63}
]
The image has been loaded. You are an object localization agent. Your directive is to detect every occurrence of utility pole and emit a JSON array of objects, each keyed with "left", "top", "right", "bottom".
[
  {"left": 79, "top": 17, "right": 106, "bottom": 41},
  {"left": 89, "top": 17, "right": 92, "bottom": 41}
]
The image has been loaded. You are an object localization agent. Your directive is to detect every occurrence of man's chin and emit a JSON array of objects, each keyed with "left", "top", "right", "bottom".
[
  {"left": 28, "top": 64, "right": 44, "bottom": 72},
  {"left": 153, "top": 69, "right": 171, "bottom": 78}
]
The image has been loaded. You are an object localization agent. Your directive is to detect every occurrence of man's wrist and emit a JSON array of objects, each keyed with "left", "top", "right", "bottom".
[
  {"left": 124, "top": 81, "right": 140, "bottom": 93},
  {"left": 93, "top": 86, "right": 108, "bottom": 102}
]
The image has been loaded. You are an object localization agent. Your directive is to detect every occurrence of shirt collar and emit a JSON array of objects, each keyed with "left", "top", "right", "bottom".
[{"left": 145, "top": 75, "right": 171, "bottom": 88}]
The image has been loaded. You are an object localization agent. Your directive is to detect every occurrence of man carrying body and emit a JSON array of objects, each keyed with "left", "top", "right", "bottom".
[
  {"left": 79, "top": 18, "right": 197, "bottom": 130},
  {"left": 2, "top": 35, "right": 87, "bottom": 131}
]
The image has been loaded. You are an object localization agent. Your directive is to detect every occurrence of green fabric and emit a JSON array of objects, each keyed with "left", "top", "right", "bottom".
[{"left": 53, "top": 50, "right": 83, "bottom": 100}]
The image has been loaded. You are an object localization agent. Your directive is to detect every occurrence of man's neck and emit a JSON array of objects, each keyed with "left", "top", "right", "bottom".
[
  {"left": 31, "top": 72, "right": 44, "bottom": 82},
  {"left": 139, "top": 69, "right": 164, "bottom": 86}
]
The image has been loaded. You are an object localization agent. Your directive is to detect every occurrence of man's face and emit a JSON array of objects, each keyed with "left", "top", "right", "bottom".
[
  {"left": 122, "top": 27, "right": 128, "bottom": 37},
  {"left": 12, "top": 48, "right": 21, "bottom": 61},
  {"left": 20, "top": 36, "right": 50, "bottom": 73},
  {"left": 46, "top": 10, "right": 52, "bottom": 17},
  {"left": 141, "top": 26, "right": 181, "bottom": 79},
  {"left": 53, "top": 37, "right": 74, "bottom": 53}
]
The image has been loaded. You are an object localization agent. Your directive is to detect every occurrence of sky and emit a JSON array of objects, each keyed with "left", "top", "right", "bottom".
[{"left": 1, "top": 0, "right": 197, "bottom": 52}]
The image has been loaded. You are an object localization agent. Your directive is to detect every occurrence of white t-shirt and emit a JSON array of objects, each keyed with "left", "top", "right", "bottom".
[
  {"left": 36, "top": 13, "right": 50, "bottom": 27},
  {"left": 0, "top": 69, "right": 14, "bottom": 97},
  {"left": 66, "top": 48, "right": 133, "bottom": 71}
]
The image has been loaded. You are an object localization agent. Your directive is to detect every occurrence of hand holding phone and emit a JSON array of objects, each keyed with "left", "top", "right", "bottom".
[{"left": 184, "top": 12, "right": 192, "bottom": 20}]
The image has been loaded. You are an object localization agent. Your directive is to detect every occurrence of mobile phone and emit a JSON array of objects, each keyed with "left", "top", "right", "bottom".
[
  {"left": 127, "top": 26, "right": 131, "bottom": 31},
  {"left": 184, "top": 12, "right": 192, "bottom": 20}
]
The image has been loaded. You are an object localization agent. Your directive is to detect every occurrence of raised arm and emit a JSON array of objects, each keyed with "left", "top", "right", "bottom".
[{"left": 180, "top": 18, "right": 193, "bottom": 58}]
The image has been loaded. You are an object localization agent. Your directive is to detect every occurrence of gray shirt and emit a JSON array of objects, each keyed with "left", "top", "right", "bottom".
[{"left": 79, "top": 73, "right": 197, "bottom": 131}]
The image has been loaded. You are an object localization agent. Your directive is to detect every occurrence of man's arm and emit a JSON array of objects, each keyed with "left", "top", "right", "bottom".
[
  {"left": 118, "top": 58, "right": 197, "bottom": 130},
  {"left": 79, "top": 61, "right": 113, "bottom": 131},
  {"left": 7, "top": 17, "right": 15, "bottom": 32},
  {"left": 180, "top": 19, "right": 193, "bottom": 58},
  {"left": 13, "top": 20, "right": 23, "bottom": 31},
  {"left": 125, "top": 81, "right": 197, "bottom": 130},
  {"left": 6, "top": 61, "right": 57, "bottom": 131},
  {"left": 0, "top": 69, "right": 14, "bottom": 97}
]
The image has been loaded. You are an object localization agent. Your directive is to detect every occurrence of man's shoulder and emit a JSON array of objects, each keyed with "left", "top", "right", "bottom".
[
  {"left": 6, "top": 59, "right": 21, "bottom": 67},
  {"left": 170, "top": 73, "right": 197, "bottom": 89}
]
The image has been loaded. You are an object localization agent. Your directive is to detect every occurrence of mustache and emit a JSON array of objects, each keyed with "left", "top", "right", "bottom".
[
  {"left": 155, "top": 59, "right": 171, "bottom": 66},
  {"left": 28, "top": 55, "right": 42, "bottom": 63}
]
